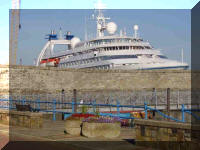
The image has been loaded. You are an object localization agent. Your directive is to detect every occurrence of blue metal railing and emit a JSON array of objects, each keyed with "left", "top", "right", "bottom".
[{"left": 0, "top": 98, "right": 200, "bottom": 122}]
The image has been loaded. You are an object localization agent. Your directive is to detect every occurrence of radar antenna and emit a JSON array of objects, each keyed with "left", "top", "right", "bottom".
[{"left": 134, "top": 25, "right": 139, "bottom": 38}]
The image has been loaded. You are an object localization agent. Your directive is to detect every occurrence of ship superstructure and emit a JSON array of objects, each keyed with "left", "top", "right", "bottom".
[{"left": 36, "top": 2, "right": 188, "bottom": 70}]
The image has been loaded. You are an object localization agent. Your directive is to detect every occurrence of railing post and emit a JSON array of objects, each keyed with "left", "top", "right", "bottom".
[
  {"left": 53, "top": 99, "right": 56, "bottom": 121},
  {"left": 167, "top": 88, "right": 170, "bottom": 121},
  {"left": 72, "top": 99, "right": 75, "bottom": 114},
  {"left": 177, "top": 90, "right": 180, "bottom": 109},
  {"left": 37, "top": 99, "right": 40, "bottom": 110},
  {"left": 117, "top": 100, "right": 120, "bottom": 115},
  {"left": 152, "top": 88, "right": 155, "bottom": 105},
  {"left": 73, "top": 89, "right": 77, "bottom": 113},
  {"left": 181, "top": 104, "right": 185, "bottom": 122},
  {"left": 61, "top": 89, "right": 65, "bottom": 109},
  {"left": 22, "top": 97, "right": 25, "bottom": 105},
  {"left": 144, "top": 102, "right": 148, "bottom": 120},
  {"left": 155, "top": 89, "right": 157, "bottom": 109},
  {"left": 93, "top": 99, "right": 96, "bottom": 113}
]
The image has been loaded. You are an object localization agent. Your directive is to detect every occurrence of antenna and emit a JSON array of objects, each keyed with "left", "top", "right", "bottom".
[
  {"left": 84, "top": 16, "right": 88, "bottom": 40},
  {"left": 124, "top": 27, "right": 126, "bottom": 36},
  {"left": 94, "top": 0, "right": 110, "bottom": 37},
  {"left": 181, "top": 48, "right": 184, "bottom": 64},
  {"left": 120, "top": 29, "right": 123, "bottom": 36},
  {"left": 58, "top": 27, "right": 63, "bottom": 39}
]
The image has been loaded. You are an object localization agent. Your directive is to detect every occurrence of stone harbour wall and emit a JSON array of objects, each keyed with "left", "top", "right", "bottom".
[
  {"left": 0, "top": 110, "right": 9, "bottom": 125},
  {"left": 5, "top": 65, "right": 191, "bottom": 95},
  {"left": 0, "top": 109, "right": 43, "bottom": 128},
  {"left": 0, "top": 65, "right": 194, "bottom": 104},
  {"left": 134, "top": 119, "right": 200, "bottom": 150}
]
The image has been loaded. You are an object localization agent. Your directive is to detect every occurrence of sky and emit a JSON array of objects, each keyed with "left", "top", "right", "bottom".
[
  {"left": 18, "top": 9, "right": 191, "bottom": 66},
  {"left": 0, "top": 0, "right": 199, "bottom": 65}
]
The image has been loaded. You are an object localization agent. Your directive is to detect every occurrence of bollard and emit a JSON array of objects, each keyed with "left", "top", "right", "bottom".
[
  {"left": 181, "top": 104, "right": 185, "bottom": 122},
  {"left": 53, "top": 99, "right": 56, "bottom": 121},
  {"left": 144, "top": 102, "right": 148, "bottom": 120}
]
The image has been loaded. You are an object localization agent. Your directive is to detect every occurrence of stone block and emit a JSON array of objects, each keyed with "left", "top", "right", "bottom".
[
  {"left": 65, "top": 118, "right": 82, "bottom": 136},
  {"left": 66, "top": 127, "right": 81, "bottom": 136},
  {"left": 151, "top": 130, "right": 157, "bottom": 138},
  {"left": 168, "top": 128, "right": 172, "bottom": 134},
  {"left": 177, "top": 129, "right": 185, "bottom": 141},
  {"left": 169, "top": 136, "right": 177, "bottom": 141},
  {"left": 82, "top": 122, "right": 121, "bottom": 138},
  {"left": 145, "top": 127, "right": 151, "bottom": 137}
]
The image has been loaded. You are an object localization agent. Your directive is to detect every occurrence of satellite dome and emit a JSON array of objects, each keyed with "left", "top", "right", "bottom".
[
  {"left": 71, "top": 37, "right": 81, "bottom": 49},
  {"left": 106, "top": 22, "right": 117, "bottom": 34},
  {"left": 134, "top": 25, "right": 139, "bottom": 31}
]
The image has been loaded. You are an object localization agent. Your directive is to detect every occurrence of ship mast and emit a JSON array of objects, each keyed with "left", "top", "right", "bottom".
[{"left": 95, "top": 0, "right": 110, "bottom": 37}]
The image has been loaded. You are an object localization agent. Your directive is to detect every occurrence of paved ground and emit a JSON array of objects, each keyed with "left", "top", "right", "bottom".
[
  {"left": 0, "top": 120, "right": 154, "bottom": 150},
  {"left": 0, "top": 124, "right": 9, "bottom": 149}
]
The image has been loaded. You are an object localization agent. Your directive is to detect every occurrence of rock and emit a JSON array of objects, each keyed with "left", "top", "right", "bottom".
[
  {"left": 65, "top": 118, "right": 82, "bottom": 136},
  {"left": 82, "top": 122, "right": 121, "bottom": 138}
]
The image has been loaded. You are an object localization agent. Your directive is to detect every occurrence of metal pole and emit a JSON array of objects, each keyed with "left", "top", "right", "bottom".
[
  {"left": 181, "top": 104, "right": 185, "bottom": 122},
  {"left": 117, "top": 100, "right": 120, "bottom": 115},
  {"left": 73, "top": 89, "right": 77, "bottom": 113},
  {"left": 167, "top": 88, "right": 170, "bottom": 121},
  {"left": 22, "top": 97, "right": 25, "bottom": 105},
  {"left": 53, "top": 99, "right": 56, "bottom": 121},
  {"left": 61, "top": 89, "right": 65, "bottom": 109},
  {"left": 72, "top": 99, "right": 75, "bottom": 114},
  {"left": 144, "top": 102, "right": 148, "bottom": 120},
  {"left": 93, "top": 99, "right": 96, "bottom": 113},
  {"left": 177, "top": 90, "right": 180, "bottom": 109},
  {"left": 152, "top": 88, "right": 155, "bottom": 105},
  {"left": 37, "top": 99, "right": 40, "bottom": 111},
  {"left": 155, "top": 89, "right": 157, "bottom": 109}
]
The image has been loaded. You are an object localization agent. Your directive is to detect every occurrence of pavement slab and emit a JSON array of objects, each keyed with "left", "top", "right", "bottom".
[{"left": 0, "top": 120, "right": 154, "bottom": 150}]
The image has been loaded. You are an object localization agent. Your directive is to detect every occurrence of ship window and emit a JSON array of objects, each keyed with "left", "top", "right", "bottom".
[
  {"left": 145, "top": 46, "right": 151, "bottom": 49},
  {"left": 102, "top": 55, "right": 137, "bottom": 60}
]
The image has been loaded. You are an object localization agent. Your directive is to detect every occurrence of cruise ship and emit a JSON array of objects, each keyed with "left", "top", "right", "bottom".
[{"left": 36, "top": 5, "right": 188, "bottom": 70}]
